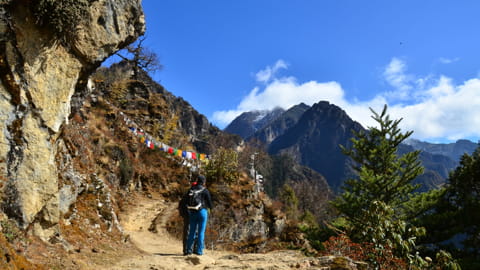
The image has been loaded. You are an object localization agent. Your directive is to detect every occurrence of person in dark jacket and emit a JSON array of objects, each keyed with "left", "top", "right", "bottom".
[
  {"left": 178, "top": 178, "right": 200, "bottom": 255},
  {"left": 178, "top": 188, "right": 190, "bottom": 255},
  {"left": 185, "top": 175, "right": 212, "bottom": 255}
]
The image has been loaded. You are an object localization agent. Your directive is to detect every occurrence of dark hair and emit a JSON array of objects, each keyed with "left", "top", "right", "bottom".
[{"left": 197, "top": 175, "right": 206, "bottom": 185}]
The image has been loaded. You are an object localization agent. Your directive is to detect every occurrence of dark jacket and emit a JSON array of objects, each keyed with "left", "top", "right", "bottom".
[{"left": 178, "top": 192, "right": 189, "bottom": 218}]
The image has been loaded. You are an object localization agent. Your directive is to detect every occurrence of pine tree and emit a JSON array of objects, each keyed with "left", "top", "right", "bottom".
[
  {"left": 420, "top": 145, "right": 480, "bottom": 268},
  {"left": 332, "top": 105, "right": 427, "bottom": 265},
  {"left": 279, "top": 183, "right": 299, "bottom": 221},
  {"left": 446, "top": 146, "right": 480, "bottom": 253}
]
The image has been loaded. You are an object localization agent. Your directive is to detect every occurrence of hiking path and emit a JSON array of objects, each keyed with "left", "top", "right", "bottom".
[{"left": 102, "top": 194, "right": 318, "bottom": 270}]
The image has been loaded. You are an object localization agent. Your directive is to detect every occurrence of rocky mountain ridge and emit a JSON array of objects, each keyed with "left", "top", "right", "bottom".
[
  {"left": 251, "top": 103, "right": 311, "bottom": 144},
  {"left": 224, "top": 107, "right": 286, "bottom": 139},
  {"left": 267, "top": 101, "right": 363, "bottom": 191},
  {"left": 226, "top": 102, "right": 476, "bottom": 191},
  {"left": 405, "top": 138, "right": 478, "bottom": 162}
]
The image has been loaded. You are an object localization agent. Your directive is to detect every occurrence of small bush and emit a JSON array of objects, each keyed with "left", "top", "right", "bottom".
[
  {"left": 205, "top": 147, "right": 239, "bottom": 184},
  {"left": 322, "top": 234, "right": 407, "bottom": 270},
  {"left": 119, "top": 157, "right": 133, "bottom": 187},
  {"left": 32, "top": 0, "right": 91, "bottom": 44},
  {"left": 0, "top": 219, "right": 22, "bottom": 243}
]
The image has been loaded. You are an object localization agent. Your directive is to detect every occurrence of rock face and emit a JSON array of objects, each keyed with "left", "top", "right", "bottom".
[
  {"left": 224, "top": 107, "right": 285, "bottom": 139},
  {"left": 268, "top": 101, "right": 364, "bottom": 191},
  {"left": 252, "top": 103, "right": 310, "bottom": 144},
  {"left": 0, "top": 0, "right": 144, "bottom": 240}
]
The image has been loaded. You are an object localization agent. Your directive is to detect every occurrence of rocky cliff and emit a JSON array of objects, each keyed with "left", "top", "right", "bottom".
[
  {"left": 268, "top": 101, "right": 364, "bottom": 191},
  {"left": 0, "top": 0, "right": 144, "bottom": 240}
]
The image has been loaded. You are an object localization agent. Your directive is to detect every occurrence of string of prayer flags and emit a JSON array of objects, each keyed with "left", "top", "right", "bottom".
[
  {"left": 146, "top": 139, "right": 154, "bottom": 149},
  {"left": 123, "top": 120, "right": 210, "bottom": 161},
  {"left": 104, "top": 100, "right": 211, "bottom": 172}
]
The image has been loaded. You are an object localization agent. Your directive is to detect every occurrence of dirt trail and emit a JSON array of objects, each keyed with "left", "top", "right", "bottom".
[
  {"left": 101, "top": 194, "right": 322, "bottom": 270},
  {"left": 104, "top": 194, "right": 220, "bottom": 270}
]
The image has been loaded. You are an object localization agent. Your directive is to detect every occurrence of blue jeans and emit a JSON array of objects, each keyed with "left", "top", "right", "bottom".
[{"left": 186, "top": 208, "right": 208, "bottom": 255}]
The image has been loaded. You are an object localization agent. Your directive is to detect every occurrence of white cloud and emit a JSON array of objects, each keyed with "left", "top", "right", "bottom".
[
  {"left": 255, "top": 59, "right": 288, "bottom": 83},
  {"left": 390, "top": 77, "right": 480, "bottom": 141},
  {"left": 438, "top": 57, "right": 459, "bottom": 64},
  {"left": 382, "top": 57, "right": 415, "bottom": 101},
  {"left": 212, "top": 76, "right": 346, "bottom": 126},
  {"left": 213, "top": 59, "right": 480, "bottom": 142}
]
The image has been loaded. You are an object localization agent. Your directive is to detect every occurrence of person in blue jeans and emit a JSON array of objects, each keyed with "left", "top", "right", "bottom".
[{"left": 185, "top": 175, "right": 212, "bottom": 255}]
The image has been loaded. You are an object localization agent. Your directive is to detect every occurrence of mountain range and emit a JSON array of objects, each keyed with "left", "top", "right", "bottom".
[{"left": 225, "top": 102, "right": 478, "bottom": 192}]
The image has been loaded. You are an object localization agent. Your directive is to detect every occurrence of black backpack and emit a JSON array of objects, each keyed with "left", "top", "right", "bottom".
[{"left": 187, "top": 187, "right": 205, "bottom": 211}]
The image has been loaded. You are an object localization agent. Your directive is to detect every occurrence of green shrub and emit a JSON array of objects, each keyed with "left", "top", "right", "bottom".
[
  {"left": 32, "top": 0, "right": 91, "bottom": 44},
  {"left": 119, "top": 157, "right": 133, "bottom": 187},
  {"left": 0, "top": 219, "right": 22, "bottom": 243},
  {"left": 205, "top": 147, "right": 239, "bottom": 184}
]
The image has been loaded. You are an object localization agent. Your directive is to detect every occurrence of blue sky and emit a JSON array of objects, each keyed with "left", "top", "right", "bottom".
[{"left": 119, "top": 0, "right": 480, "bottom": 143}]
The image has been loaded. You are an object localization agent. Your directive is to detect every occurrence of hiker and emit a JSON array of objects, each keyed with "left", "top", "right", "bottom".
[
  {"left": 178, "top": 178, "right": 198, "bottom": 255},
  {"left": 185, "top": 175, "right": 212, "bottom": 255},
  {"left": 178, "top": 186, "right": 190, "bottom": 255}
]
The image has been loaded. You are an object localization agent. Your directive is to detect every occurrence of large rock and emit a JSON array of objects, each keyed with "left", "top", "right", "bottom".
[{"left": 0, "top": 0, "right": 144, "bottom": 240}]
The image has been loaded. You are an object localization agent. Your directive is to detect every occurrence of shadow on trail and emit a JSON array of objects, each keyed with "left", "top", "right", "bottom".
[{"left": 153, "top": 253, "right": 183, "bottom": 256}]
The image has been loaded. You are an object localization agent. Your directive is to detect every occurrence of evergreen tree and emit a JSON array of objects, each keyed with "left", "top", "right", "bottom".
[
  {"left": 332, "top": 105, "right": 427, "bottom": 266},
  {"left": 279, "top": 183, "right": 299, "bottom": 221},
  {"left": 446, "top": 146, "right": 480, "bottom": 254},
  {"left": 420, "top": 145, "right": 480, "bottom": 269}
]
